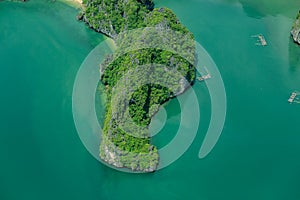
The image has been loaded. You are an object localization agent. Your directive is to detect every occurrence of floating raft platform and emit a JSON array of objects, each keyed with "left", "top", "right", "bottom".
[
  {"left": 197, "top": 66, "right": 211, "bottom": 81},
  {"left": 288, "top": 92, "right": 298, "bottom": 103},
  {"left": 252, "top": 34, "right": 267, "bottom": 46}
]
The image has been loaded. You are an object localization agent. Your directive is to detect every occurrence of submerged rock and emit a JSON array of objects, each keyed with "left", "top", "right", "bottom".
[{"left": 76, "top": 11, "right": 84, "bottom": 21}]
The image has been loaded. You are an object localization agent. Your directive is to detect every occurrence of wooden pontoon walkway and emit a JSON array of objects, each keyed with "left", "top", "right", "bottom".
[{"left": 288, "top": 92, "right": 298, "bottom": 103}]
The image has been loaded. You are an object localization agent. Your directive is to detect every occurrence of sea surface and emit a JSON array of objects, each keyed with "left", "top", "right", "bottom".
[{"left": 1, "top": 0, "right": 300, "bottom": 199}]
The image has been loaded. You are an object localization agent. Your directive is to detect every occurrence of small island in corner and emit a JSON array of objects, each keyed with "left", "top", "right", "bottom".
[{"left": 291, "top": 10, "right": 300, "bottom": 44}]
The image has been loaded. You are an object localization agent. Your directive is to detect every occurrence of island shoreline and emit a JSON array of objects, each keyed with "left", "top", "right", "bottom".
[{"left": 59, "top": 0, "right": 83, "bottom": 9}]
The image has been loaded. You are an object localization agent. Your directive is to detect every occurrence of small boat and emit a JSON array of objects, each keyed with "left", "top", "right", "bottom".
[{"left": 197, "top": 66, "right": 211, "bottom": 82}]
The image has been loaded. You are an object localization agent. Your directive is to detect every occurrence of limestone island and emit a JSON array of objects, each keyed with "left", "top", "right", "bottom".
[
  {"left": 79, "top": 0, "right": 196, "bottom": 172},
  {"left": 291, "top": 10, "right": 300, "bottom": 44}
]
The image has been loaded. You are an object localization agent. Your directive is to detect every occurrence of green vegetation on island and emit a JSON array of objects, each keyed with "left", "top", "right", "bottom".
[
  {"left": 80, "top": 0, "right": 153, "bottom": 37},
  {"left": 80, "top": 0, "right": 196, "bottom": 172},
  {"left": 291, "top": 10, "right": 300, "bottom": 44}
]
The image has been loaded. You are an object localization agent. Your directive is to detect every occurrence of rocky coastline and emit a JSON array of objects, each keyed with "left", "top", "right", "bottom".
[{"left": 291, "top": 11, "right": 300, "bottom": 44}]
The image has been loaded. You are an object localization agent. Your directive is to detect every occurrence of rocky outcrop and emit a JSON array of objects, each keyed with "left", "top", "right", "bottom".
[
  {"left": 78, "top": 0, "right": 154, "bottom": 39},
  {"left": 291, "top": 11, "right": 300, "bottom": 44},
  {"left": 100, "top": 135, "right": 158, "bottom": 172}
]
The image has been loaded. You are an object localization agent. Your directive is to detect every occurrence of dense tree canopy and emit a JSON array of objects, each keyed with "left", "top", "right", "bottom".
[{"left": 81, "top": 0, "right": 196, "bottom": 171}]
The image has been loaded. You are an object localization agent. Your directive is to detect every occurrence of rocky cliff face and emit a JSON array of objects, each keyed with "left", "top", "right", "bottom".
[
  {"left": 80, "top": 0, "right": 154, "bottom": 39},
  {"left": 291, "top": 11, "right": 300, "bottom": 44}
]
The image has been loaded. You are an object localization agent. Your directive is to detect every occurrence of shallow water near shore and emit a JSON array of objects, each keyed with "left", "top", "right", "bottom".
[{"left": 1, "top": 0, "right": 300, "bottom": 199}]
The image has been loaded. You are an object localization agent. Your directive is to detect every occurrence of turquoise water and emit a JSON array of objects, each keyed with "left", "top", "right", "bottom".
[{"left": 1, "top": 0, "right": 300, "bottom": 199}]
